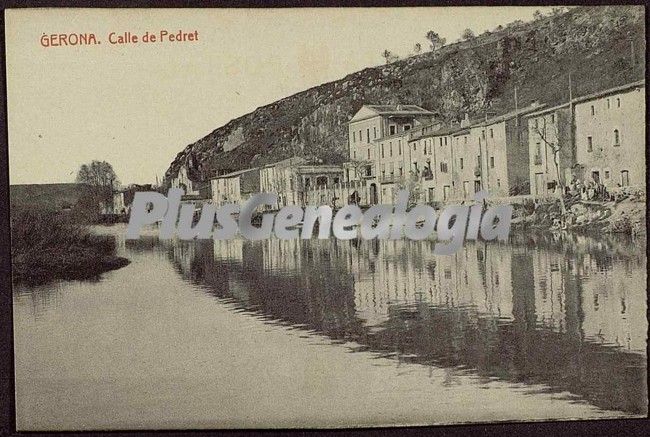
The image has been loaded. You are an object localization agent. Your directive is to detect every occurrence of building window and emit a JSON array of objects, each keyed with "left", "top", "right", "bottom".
[
  {"left": 482, "top": 130, "right": 486, "bottom": 139},
  {"left": 398, "top": 141, "right": 402, "bottom": 155},
  {"left": 460, "top": 158, "right": 464, "bottom": 169},
  {"left": 587, "top": 136, "right": 593, "bottom": 152},
  {"left": 367, "top": 149, "right": 370, "bottom": 160},
  {"left": 445, "top": 137, "right": 448, "bottom": 145},
  {"left": 613, "top": 129, "right": 620, "bottom": 146},
  {"left": 389, "top": 142, "right": 393, "bottom": 157},
  {"left": 439, "top": 138, "right": 443, "bottom": 147},
  {"left": 607, "top": 98, "right": 610, "bottom": 109},
  {"left": 440, "top": 162, "right": 448, "bottom": 173},
  {"left": 489, "top": 129, "right": 493, "bottom": 138},
  {"left": 353, "top": 151, "right": 356, "bottom": 159},
  {"left": 604, "top": 170, "right": 610, "bottom": 179},
  {"left": 464, "top": 136, "right": 468, "bottom": 144},
  {"left": 373, "top": 126, "right": 377, "bottom": 139},
  {"left": 389, "top": 125, "right": 396, "bottom": 135},
  {"left": 590, "top": 105, "right": 595, "bottom": 116},
  {"left": 497, "top": 179, "right": 501, "bottom": 187},
  {"left": 413, "top": 142, "right": 417, "bottom": 151},
  {"left": 534, "top": 119, "right": 538, "bottom": 129},
  {"left": 490, "top": 156, "right": 495, "bottom": 168},
  {"left": 399, "top": 166, "right": 403, "bottom": 176},
  {"left": 367, "top": 129, "right": 370, "bottom": 142},
  {"left": 404, "top": 124, "right": 411, "bottom": 131},
  {"left": 620, "top": 170, "right": 630, "bottom": 186},
  {"left": 550, "top": 114, "right": 555, "bottom": 123},
  {"left": 359, "top": 130, "right": 362, "bottom": 142},
  {"left": 616, "top": 98, "right": 621, "bottom": 108},
  {"left": 352, "top": 131, "right": 356, "bottom": 142},
  {"left": 534, "top": 142, "right": 542, "bottom": 165},
  {"left": 381, "top": 143, "right": 385, "bottom": 158}
]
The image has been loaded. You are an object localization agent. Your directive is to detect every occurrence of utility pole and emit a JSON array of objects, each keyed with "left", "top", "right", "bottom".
[
  {"left": 514, "top": 86, "right": 518, "bottom": 112},
  {"left": 569, "top": 72, "right": 576, "bottom": 165},
  {"left": 514, "top": 85, "right": 519, "bottom": 158}
]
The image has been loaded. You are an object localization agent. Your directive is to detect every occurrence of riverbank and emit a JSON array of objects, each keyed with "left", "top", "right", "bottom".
[
  {"left": 510, "top": 196, "right": 646, "bottom": 236},
  {"left": 11, "top": 208, "right": 129, "bottom": 284}
]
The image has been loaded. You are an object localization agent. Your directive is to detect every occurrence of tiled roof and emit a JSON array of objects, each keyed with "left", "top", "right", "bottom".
[
  {"left": 213, "top": 167, "right": 259, "bottom": 179},
  {"left": 571, "top": 80, "right": 645, "bottom": 105},
  {"left": 365, "top": 104, "right": 435, "bottom": 115},
  {"left": 261, "top": 156, "right": 308, "bottom": 169},
  {"left": 471, "top": 103, "right": 547, "bottom": 128}
]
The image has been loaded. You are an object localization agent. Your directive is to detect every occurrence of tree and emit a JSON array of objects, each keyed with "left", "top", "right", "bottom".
[
  {"left": 533, "top": 10, "right": 544, "bottom": 21},
  {"left": 551, "top": 7, "right": 567, "bottom": 16},
  {"left": 532, "top": 119, "right": 567, "bottom": 217},
  {"left": 76, "top": 160, "right": 120, "bottom": 213},
  {"left": 396, "top": 171, "right": 422, "bottom": 208},
  {"left": 425, "top": 30, "right": 446, "bottom": 51},
  {"left": 413, "top": 43, "right": 422, "bottom": 55},
  {"left": 76, "top": 160, "right": 120, "bottom": 190},
  {"left": 349, "top": 159, "right": 372, "bottom": 180},
  {"left": 461, "top": 29, "right": 475, "bottom": 40},
  {"left": 381, "top": 49, "right": 399, "bottom": 64}
]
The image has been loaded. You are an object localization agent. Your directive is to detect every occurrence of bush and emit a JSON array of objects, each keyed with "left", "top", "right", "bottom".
[{"left": 11, "top": 208, "right": 129, "bottom": 284}]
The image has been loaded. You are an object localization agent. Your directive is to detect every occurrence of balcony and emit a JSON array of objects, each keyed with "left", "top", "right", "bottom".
[{"left": 379, "top": 174, "right": 397, "bottom": 184}]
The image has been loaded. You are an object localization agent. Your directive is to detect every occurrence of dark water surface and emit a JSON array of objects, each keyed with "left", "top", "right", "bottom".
[{"left": 13, "top": 225, "right": 647, "bottom": 429}]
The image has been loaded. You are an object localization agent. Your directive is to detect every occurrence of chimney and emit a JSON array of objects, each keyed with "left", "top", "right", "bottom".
[{"left": 460, "top": 113, "right": 470, "bottom": 128}]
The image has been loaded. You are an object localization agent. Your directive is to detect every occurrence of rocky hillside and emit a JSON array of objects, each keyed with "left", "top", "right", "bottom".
[{"left": 163, "top": 5, "right": 645, "bottom": 187}]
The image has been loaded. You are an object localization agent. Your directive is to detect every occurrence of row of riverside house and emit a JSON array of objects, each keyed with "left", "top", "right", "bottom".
[
  {"left": 345, "top": 80, "right": 645, "bottom": 205},
  {"left": 166, "top": 154, "right": 358, "bottom": 211},
  {"left": 166, "top": 79, "right": 644, "bottom": 211}
]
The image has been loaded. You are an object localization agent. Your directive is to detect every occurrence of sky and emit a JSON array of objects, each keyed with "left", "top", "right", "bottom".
[{"left": 6, "top": 6, "right": 557, "bottom": 186}]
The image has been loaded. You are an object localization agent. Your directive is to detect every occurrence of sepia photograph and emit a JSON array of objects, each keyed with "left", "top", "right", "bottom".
[{"left": 4, "top": 4, "right": 647, "bottom": 431}]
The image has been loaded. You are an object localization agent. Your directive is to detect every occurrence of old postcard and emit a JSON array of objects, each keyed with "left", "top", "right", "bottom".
[{"left": 5, "top": 5, "right": 647, "bottom": 431}]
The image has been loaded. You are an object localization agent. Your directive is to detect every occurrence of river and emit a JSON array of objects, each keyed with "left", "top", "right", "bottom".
[{"left": 13, "top": 225, "right": 647, "bottom": 430}]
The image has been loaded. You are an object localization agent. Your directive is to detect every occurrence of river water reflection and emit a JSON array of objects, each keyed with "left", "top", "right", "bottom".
[{"left": 13, "top": 226, "right": 647, "bottom": 429}]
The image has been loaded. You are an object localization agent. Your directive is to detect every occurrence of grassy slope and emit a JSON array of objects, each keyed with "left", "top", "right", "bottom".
[{"left": 10, "top": 183, "right": 113, "bottom": 223}]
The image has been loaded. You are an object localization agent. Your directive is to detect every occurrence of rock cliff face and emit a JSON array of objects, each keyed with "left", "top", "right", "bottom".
[{"left": 163, "top": 6, "right": 644, "bottom": 187}]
